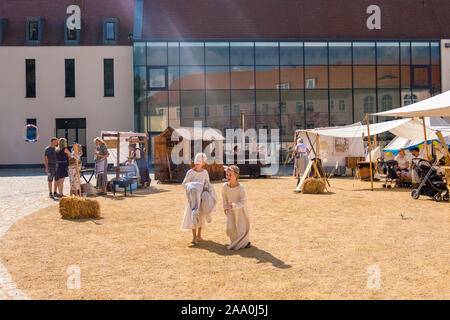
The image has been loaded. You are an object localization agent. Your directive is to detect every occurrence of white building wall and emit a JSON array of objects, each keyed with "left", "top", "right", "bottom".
[{"left": 0, "top": 46, "right": 133, "bottom": 165}]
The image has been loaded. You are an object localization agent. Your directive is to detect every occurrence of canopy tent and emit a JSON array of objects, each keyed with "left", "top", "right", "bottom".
[
  {"left": 299, "top": 118, "right": 450, "bottom": 141},
  {"left": 372, "top": 90, "right": 450, "bottom": 117},
  {"left": 101, "top": 131, "right": 148, "bottom": 168}
]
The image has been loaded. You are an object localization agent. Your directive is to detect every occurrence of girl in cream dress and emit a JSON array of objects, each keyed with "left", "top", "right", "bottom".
[
  {"left": 181, "top": 153, "right": 211, "bottom": 244},
  {"left": 222, "top": 165, "right": 251, "bottom": 250}
]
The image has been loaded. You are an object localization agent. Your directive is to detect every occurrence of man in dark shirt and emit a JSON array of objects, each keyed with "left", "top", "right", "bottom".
[{"left": 44, "top": 137, "right": 58, "bottom": 198}]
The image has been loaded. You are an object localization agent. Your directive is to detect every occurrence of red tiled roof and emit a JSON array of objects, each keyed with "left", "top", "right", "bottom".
[
  {"left": 141, "top": 0, "right": 450, "bottom": 40},
  {"left": 0, "top": 0, "right": 135, "bottom": 45}
]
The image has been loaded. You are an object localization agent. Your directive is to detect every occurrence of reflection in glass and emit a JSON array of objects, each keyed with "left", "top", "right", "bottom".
[
  {"left": 412, "top": 42, "right": 430, "bottom": 65},
  {"left": 353, "top": 42, "right": 375, "bottom": 65},
  {"left": 354, "top": 89, "right": 376, "bottom": 122},
  {"left": 304, "top": 42, "right": 327, "bottom": 65},
  {"left": 148, "top": 91, "right": 168, "bottom": 132},
  {"left": 168, "top": 42, "right": 179, "bottom": 65},
  {"left": 180, "top": 42, "right": 204, "bottom": 65},
  {"left": 280, "top": 42, "right": 303, "bottom": 65},
  {"left": 206, "top": 91, "right": 230, "bottom": 129},
  {"left": 280, "top": 66, "right": 303, "bottom": 89},
  {"left": 168, "top": 67, "right": 179, "bottom": 90},
  {"left": 281, "top": 90, "right": 305, "bottom": 138},
  {"left": 135, "top": 91, "right": 148, "bottom": 132},
  {"left": 180, "top": 91, "right": 205, "bottom": 122},
  {"left": 148, "top": 68, "right": 167, "bottom": 89},
  {"left": 401, "top": 66, "right": 411, "bottom": 88},
  {"left": 305, "top": 90, "right": 329, "bottom": 128},
  {"left": 134, "top": 42, "right": 146, "bottom": 66},
  {"left": 431, "top": 42, "right": 440, "bottom": 65},
  {"left": 353, "top": 66, "right": 376, "bottom": 88},
  {"left": 378, "top": 89, "right": 399, "bottom": 112},
  {"left": 377, "top": 66, "right": 400, "bottom": 88},
  {"left": 305, "top": 66, "right": 328, "bottom": 89},
  {"left": 400, "top": 42, "right": 410, "bottom": 65},
  {"left": 377, "top": 42, "right": 399, "bottom": 65},
  {"left": 413, "top": 66, "right": 429, "bottom": 88},
  {"left": 134, "top": 66, "right": 147, "bottom": 91},
  {"left": 180, "top": 66, "right": 205, "bottom": 89},
  {"left": 230, "top": 42, "right": 254, "bottom": 65},
  {"left": 255, "top": 42, "right": 279, "bottom": 65},
  {"left": 147, "top": 42, "right": 167, "bottom": 65},
  {"left": 329, "top": 90, "right": 352, "bottom": 126},
  {"left": 329, "top": 66, "right": 352, "bottom": 88},
  {"left": 329, "top": 42, "right": 351, "bottom": 65},
  {"left": 205, "top": 42, "right": 230, "bottom": 65},
  {"left": 231, "top": 90, "right": 255, "bottom": 129},
  {"left": 206, "top": 66, "right": 230, "bottom": 89},
  {"left": 256, "top": 66, "right": 279, "bottom": 89},
  {"left": 432, "top": 65, "right": 441, "bottom": 95},
  {"left": 231, "top": 66, "right": 254, "bottom": 89},
  {"left": 168, "top": 91, "right": 180, "bottom": 126}
]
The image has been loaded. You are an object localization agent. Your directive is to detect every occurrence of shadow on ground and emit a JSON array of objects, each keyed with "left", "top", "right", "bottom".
[{"left": 190, "top": 240, "right": 291, "bottom": 269}]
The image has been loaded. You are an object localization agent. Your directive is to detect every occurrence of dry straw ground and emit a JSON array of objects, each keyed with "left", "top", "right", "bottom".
[{"left": 0, "top": 177, "right": 448, "bottom": 299}]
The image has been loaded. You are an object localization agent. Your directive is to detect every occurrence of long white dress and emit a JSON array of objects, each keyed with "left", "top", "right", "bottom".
[
  {"left": 181, "top": 169, "right": 210, "bottom": 230},
  {"left": 222, "top": 183, "right": 250, "bottom": 250}
]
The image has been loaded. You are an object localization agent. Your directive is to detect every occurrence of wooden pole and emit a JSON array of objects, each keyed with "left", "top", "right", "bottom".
[
  {"left": 73, "top": 144, "right": 82, "bottom": 197},
  {"left": 304, "top": 132, "right": 330, "bottom": 187},
  {"left": 421, "top": 117, "right": 430, "bottom": 161},
  {"left": 366, "top": 114, "right": 374, "bottom": 191}
]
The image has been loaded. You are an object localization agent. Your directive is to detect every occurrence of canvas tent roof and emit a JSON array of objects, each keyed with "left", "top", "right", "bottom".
[
  {"left": 160, "top": 126, "right": 225, "bottom": 140},
  {"left": 373, "top": 90, "right": 450, "bottom": 117},
  {"left": 296, "top": 118, "right": 450, "bottom": 141},
  {"left": 101, "top": 131, "right": 148, "bottom": 166}
]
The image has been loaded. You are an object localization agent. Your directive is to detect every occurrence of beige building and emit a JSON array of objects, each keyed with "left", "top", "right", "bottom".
[{"left": 0, "top": 46, "right": 133, "bottom": 165}]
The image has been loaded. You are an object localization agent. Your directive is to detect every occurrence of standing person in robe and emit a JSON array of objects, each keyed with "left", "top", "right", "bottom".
[
  {"left": 68, "top": 143, "right": 83, "bottom": 196},
  {"left": 181, "top": 153, "right": 212, "bottom": 245},
  {"left": 222, "top": 165, "right": 251, "bottom": 250},
  {"left": 94, "top": 137, "right": 109, "bottom": 196},
  {"left": 291, "top": 138, "right": 310, "bottom": 184},
  {"left": 127, "top": 143, "right": 151, "bottom": 188}
]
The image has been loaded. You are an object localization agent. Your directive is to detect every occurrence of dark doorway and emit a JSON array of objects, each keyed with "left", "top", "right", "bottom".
[{"left": 56, "top": 118, "right": 87, "bottom": 163}]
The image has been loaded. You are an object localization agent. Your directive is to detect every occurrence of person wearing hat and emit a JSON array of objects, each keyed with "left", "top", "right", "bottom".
[
  {"left": 94, "top": 137, "right": 109, "bottom": 195},
  {"left": 291, "top": 138, "right": 310, "bottom": 184}
]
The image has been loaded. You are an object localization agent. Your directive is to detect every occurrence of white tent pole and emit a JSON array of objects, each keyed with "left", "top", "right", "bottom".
[{"left": 366, "top": 114, "right": 374, "bottom": 191}]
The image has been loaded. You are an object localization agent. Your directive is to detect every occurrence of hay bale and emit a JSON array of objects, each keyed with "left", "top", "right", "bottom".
[
  {"left": 59, "top": 196, "right": 101, "bottom": 219},
  {"left": 302, "top": 178, "right": 326, "bottom": 194}
]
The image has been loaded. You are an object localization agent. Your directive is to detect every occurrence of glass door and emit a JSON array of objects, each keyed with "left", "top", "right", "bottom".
[{"left": 55, "top": 118, "right": 87, "bottom": 163}]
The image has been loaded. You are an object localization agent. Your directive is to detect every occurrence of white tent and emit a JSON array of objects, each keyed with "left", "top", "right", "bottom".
[
  {"left": 101, "top": 131, "right": 148, "bottom": 167},
  {"left": 373, "top": 90, "right": 450, "bottom": 117}
]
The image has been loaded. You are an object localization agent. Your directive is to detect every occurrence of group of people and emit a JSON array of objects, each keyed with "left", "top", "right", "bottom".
[
  {"left": 392, "top": 147, "right": 423, "bottom": 183},
  {"left": 181, "top": 153, "right": 251, "bottom": 250},
  {"left": 44, "top": 137, "right": 153, "bottom": 198},
  {"left": 44, "top": 137, "right": 84, "bottom": 199}
]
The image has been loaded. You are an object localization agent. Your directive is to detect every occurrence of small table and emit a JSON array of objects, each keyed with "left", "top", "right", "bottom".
[
  {"left": 112, "top": 178, "right": 138, "bottom": 197},
  {"left": 80, "top": 168, "right": 95, "bottom": 184}
]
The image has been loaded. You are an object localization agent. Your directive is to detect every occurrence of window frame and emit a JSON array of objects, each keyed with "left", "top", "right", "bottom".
[
  {"left": 147, "top": 67, "right": 168, "bottom": 91},
  {"left": 25, "top": 59, "right": 36, "bottom": 98},
  {"left": 104, "top": 58, "right": 115, "bottom": 97},
  {"left": 26, "top": 18, "right": 43, "bottom": 46},
  {"left": 65, "top": 59, "right": 76, "bottom": 98},
  {"left": 103, "top": 18, "right": 119, "bottom": 45}
]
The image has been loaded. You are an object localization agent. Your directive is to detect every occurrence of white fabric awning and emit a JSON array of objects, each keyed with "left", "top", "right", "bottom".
[
  {"left": 296, "top": 118, "right": 450, "bottom": 140},
  {"left": 373, "top": 90, "right": 450, "bottom": 117}
]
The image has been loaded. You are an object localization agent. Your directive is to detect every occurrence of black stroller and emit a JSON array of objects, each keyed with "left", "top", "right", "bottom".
[{"left": 411, "top": 159, "right": 449, "bottom": 202}]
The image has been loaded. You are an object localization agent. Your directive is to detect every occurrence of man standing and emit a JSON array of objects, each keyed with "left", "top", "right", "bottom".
[{"left": 44, "top": 137, "right": 58, "bottom": 198}]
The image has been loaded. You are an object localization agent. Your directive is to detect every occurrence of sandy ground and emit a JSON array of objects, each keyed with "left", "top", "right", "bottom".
[{"left": 0, "top": 174, "right": 449, "bottom": 300}]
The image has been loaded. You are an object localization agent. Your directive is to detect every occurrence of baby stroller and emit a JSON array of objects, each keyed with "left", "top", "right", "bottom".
[{"left": 411, "top": 159, "right": 449, "bottom": 202}]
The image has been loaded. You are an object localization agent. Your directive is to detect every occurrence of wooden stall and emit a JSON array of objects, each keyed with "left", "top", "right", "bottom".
[{"left": 153, "top": 127, "right": 224, "bottom": 183}]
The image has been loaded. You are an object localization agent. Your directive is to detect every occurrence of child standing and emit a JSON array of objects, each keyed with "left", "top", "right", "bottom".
[
  {"left": 181, "top": 153, "right": 211, "bottom": 244},
  {"left": 222, "top": 165, "right": 251, "bottom": 250}
]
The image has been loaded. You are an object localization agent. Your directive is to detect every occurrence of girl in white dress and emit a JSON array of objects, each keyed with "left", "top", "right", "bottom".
[
  {"left": 222, "top": 165, "right": 251, "bottom": 250},
  {"left": 181, "top": 153, "right": 211, "bottom": 244}
]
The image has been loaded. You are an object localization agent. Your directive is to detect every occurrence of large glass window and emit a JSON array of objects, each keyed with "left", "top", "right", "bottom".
[
  {"left": 353, "top": 42, "right": 375, "bottom": 65},
  {"left": 180, "top": 42, "right": 204, "bottom": 65},
  {"left": 329, "top": 42, "right": 351, "bottom": 65},
  {"left": 134, "top": 40, "right": 440, "bottom": 149},
  {"left": 280, "top": 42, "right": 303, "bottom": 65},
  {"left": 230, "top": 42, "right": 254, "bottom": 65},
  {"left": 304, "top": 42, "right": 327, "bottom": 65},
  {"left": 65, "top": 59, "right": 75, "bottom": 98},
  {"left": 205, "top": 42, "right": 229, "bottom": 65},
  {"left": 104, "top": 59, "right": 114, "bottom": 97}
]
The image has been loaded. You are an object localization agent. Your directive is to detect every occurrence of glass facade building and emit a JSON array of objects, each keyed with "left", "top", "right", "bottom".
[{"left": 134, "top": 40, "right": 441, "bottom": 144}]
